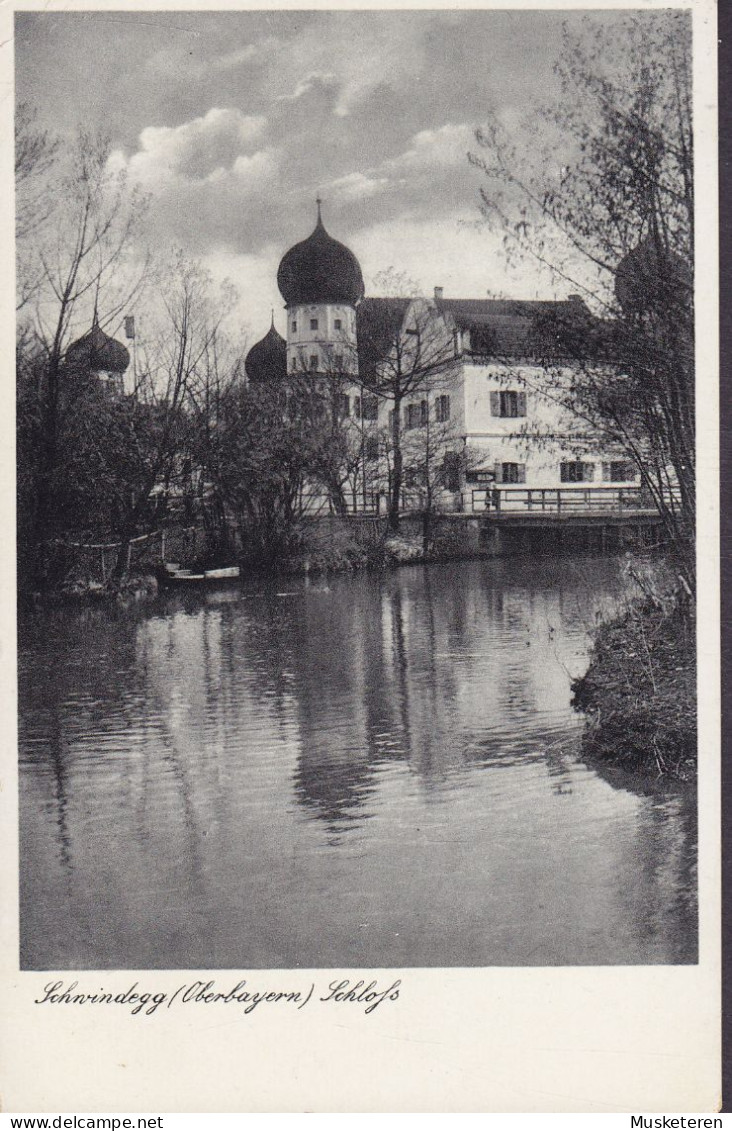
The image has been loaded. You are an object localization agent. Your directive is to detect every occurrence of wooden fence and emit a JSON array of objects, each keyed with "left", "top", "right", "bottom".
[{"left": 46, "top": 526, "right": 208, "bottom": 586}]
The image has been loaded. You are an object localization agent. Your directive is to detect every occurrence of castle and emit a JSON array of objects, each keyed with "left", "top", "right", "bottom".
[
  {"left": 65, "top": 203, "right": 640, "bottom": 515},
  {"left": 243, "top": 203, "right": 638, "bottom": 512}
]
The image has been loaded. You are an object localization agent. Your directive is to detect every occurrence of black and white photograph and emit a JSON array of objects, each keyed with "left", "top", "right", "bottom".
[{"left": 14, "top": 4, "right": 705, "bottom": 979}]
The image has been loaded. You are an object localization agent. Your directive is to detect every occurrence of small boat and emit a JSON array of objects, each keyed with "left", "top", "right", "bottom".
[
  {"left": 202, "top": 566, "right": 240, "bottom": 580},
  {"left": 157, "top": 562, "right": 241, "bottom": 587}
]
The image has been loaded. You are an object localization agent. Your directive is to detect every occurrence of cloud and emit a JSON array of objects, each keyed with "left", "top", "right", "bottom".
[
  {"left": 352, "top": 212, "right": 563, "bottom": 302},
  {"left": 327, "top": 171, "right": 391, "bottom": 202},
  {"left": 280, "top": 71, "right": 339, "bottom": 103},
  {"left": 387, "top": 123, "right": 475, "bottom": 173},
  {"left": 112, "top": 108, "right": 267, "bottom": 186}
]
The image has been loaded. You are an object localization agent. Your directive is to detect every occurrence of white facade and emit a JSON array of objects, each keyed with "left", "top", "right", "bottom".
[
  {"left": 303, "top": 296, "right": 641, "bottom": 512},
  {"left": 286, "top": 302, "right": 358, "bottom": 376}
]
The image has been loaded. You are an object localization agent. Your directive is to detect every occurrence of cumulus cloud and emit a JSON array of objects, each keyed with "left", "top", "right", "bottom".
[
  {"left": 111, "top": 108, "right": 268, "bottom": 186},
  {"left": 390, "top": 123, "right": 475, "bottom": 171}
]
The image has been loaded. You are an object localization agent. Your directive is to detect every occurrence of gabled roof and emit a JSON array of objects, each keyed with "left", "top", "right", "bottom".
[{"left": 437, "top": 296, "right": 596, "bottom": 361}]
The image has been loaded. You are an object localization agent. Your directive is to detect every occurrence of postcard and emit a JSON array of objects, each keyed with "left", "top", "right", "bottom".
[{"left": 2, "top": 0, "right": 720, "bottom": 1113}]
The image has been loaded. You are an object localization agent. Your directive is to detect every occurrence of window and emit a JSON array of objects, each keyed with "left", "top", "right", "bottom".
[
  {"left": 603, "top": 460, "right": 637, "bottom": 482},
  {"left": 310, "top": 318, "right": 319, "bottom": 331},
  {"left": 353, "top": 395, "right": 361, "bottom": 419},
  {"left": 333, "top": 353, "right": 344, "bottom": 371},
  {"left": 490, "top": 390, "right": 527, "bottom": 418},
  {"left": 435, "top": 394, "right": 451, "bottom": 423},
  {"left": 405, "top": 403, "right": 421, "bottom": 430},
  {"left": 419, "top": 400, "right": 429, "bottom": 426},
  {"left": 365, "top": 436, "right": 379, "bottom": 461},
  {"left": 362, "top": 394, "right": 378, "bottom": 421},
  {"left": 309, "top": 354, "right": 318, "bottom": 371},
  {"left": 291, "top": 357, "right": 298, "bottom": 372},
  {"left": 335, "top": 393, "right": 349, "bottom": 419},
  {"left": 292, "top": 320, "right": 297, "bottom": 333},
  {"left": 501, "top": 462, "right": 521, "bottom": 484},
  {"left": 560, "top": 461, "right": 595, "bottom": 483},
  {"left": 334, "top": 318, "right": 342, "bottom": 331}
]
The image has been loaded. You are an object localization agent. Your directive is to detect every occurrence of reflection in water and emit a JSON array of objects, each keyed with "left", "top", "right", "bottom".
[{"left": 19, "top": 557, "right": 697, "bottom": 969}]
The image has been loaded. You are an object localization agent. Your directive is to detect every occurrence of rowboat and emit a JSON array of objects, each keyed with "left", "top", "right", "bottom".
[{"left": 157, "top": 563, "right": 241, "bottom": 587}]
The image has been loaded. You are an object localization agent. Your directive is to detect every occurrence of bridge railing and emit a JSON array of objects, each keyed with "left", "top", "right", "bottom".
[{"left": 468, "top": 485, "right": 664, "bottom": 515}]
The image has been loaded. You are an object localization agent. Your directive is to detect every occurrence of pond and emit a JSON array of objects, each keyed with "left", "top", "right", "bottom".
[{"left": 18, "top": 556, "right": 697, "bottom": 969}]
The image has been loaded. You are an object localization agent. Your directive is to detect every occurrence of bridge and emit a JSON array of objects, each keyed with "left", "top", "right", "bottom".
[
  {"left": 463, "top": 484, "right": 666, "bottom": 519},
  {"left": 342, "top": 484, "right": 671, "bottom": 556}
]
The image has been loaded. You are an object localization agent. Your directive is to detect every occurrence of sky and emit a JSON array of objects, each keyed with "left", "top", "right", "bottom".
[{"left": 16, "top": 9, "right": 629, "bottom": 343}]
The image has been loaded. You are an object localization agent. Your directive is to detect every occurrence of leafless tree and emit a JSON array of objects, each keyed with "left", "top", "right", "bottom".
[
  {"left": 359, "top": 271, "right": 461, "bottom": 530},
  {"left": 469, "top": 11, "right": 694, "bottom": 585},
  {"left": 17, "top": 128, "right": 150, "bottom": 586},
  {"left": 16, "top": 103, "right": 60, "bottom": 310}
]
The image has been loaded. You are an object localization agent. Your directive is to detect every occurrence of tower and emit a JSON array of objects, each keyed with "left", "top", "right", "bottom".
[
  {"left": 244, "top": 313, "right": 287, "bottom": 384},
  {"left": 276, "top": 200, "right": 364, "bottom": 378},
  {"left": 64, "top": 311, "right": 131, "bottom": 396}
]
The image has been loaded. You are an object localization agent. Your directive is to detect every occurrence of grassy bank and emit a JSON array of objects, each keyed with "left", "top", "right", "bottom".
[{"left": 571, "top": 594, "right": 696, "bottom": 781}]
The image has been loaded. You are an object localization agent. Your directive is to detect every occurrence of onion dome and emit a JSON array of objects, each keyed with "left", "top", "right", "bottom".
[
  {"left": 615, "top": 239, "right": 692, "bottom": 314},
  {"left": 245, "top": 317, "right": 287, "bottom": 383},
  {"left": 277, "top": 200, "right": 364, "bottom": 308},
  {"left": 65, "top": 312, "right": 130, "bottom": 374}
]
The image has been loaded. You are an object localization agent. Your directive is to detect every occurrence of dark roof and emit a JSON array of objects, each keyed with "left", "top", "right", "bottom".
[
  {"left": 65, "top": 314, "right": 130, "bottom": 374},
  {"left": 437, "top": 297, "right": 596, "bottom": 360},
  {"left": 356, "top": 297, "right": 411, "bottom": 381},
  {"left": 277, "top": 206, "right": 365, "bottom": 308},
  {"left": 245, "top": 320, "right": 287, "bottom": 383}
]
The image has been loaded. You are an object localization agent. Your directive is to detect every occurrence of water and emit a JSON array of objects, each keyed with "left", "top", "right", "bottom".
[{"left": 18, "top": 556, "right": 697, "bottom": 969}]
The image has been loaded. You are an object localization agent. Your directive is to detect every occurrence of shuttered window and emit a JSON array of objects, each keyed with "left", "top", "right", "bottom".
[
  {"left": 560, "top": 461, "right": 595, "bottom": 483},
  {"left": 602, "top": 460, "right": 636, "bottom": 482},
  {"left": 435, "top": 394, "right": 451, "bottom": 422},
  {"left": 496, "top": 462, "right": 526, "bottom": 484},
  {"left": 491, "top": 390, "right": 527, "bottom": 417},
  {"left": 405, "top": 404, "right": 421, "bottom": 430}
]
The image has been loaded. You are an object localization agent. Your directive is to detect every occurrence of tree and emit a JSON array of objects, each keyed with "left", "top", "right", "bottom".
[
  {"left": 16, "top": 103, "right": 59, "bottom": 310},
  {"left": 358, "top": 272, "right": 461, "bottom": 530},
  {"left": 17, "top": 128, "right": 149, "bottom": 587},
  {"left": 469, "top": 11, "right": 694, "bottom": 585},
  {"left": 99, "top": 255, "right": 242, "bottom": 579},
  {"left": 213, "top": 373, "right": 349, "bottom": 565}
]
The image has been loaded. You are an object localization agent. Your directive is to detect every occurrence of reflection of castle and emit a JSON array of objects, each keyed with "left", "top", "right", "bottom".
[{"left": 245, "top": 202, "right": 640, "bottom": 506}]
